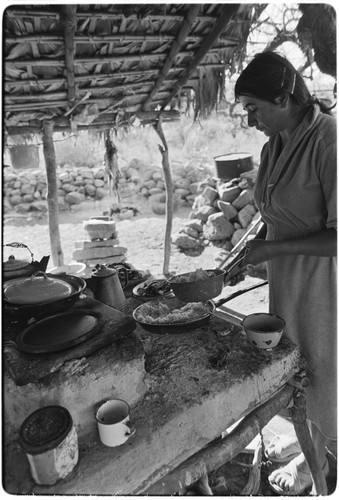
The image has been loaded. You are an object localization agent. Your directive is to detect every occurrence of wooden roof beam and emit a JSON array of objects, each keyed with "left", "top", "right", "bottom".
[
  {"left": 5, "top": 47, "right": 224, "bottom": 68},
  {"left": 6, "top": 33, "right": 240, "bottom": 44},
  {"left": 4, "top": 63, "right": 225, "bottom": 89},
  {"left": 161, "top": 4, "right": 240, "bottom": 109},
  {"left": 61, "top": 5, "right": 77, "bottom": 106},
  {"left": 6, "top": 110, "right": 180, "bottom": 135},
  {"left": 142, "top": 4, "right": 201, "bottom": 110},
  {"left": 6, "top": 9, "right": 219, "bottom": 22}
]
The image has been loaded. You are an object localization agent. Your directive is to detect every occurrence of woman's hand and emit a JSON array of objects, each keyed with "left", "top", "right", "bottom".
[{"left": 243, "top": 239, "right": 276, "bottom": 267}]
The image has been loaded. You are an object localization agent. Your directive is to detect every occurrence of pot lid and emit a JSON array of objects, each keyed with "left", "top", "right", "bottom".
[
  {"left": 92, "top": 264, "right": 116, "bottom": 278},
  {"left": 19, "top": 406, "right": 73, "bottom": 454},
  {"left": 3, "top": 255, "right": 30, "bottom": 271},
  {"left": 3, "top": 272, "right": 73, "bottom": 305}
]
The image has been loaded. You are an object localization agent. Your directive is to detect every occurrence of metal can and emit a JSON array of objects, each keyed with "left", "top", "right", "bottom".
[{"left": 19, "top": 405, "right": 78, "bottom": 485}]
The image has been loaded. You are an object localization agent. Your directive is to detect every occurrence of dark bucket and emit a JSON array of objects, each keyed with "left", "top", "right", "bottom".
[{"left": 214, "top": 153, "right": 253, "bottom": 181}]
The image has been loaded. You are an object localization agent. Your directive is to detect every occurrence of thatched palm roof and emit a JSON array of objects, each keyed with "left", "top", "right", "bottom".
[{"left": 4, "top": 3, "right": 265, "bottom": 136}]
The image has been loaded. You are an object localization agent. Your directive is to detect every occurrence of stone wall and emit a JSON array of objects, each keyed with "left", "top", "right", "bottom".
[
  {"left": 3, "top": 159, "right": 213, "bottom": 216},
  {"left": 173, "top": 170, "right": 259, "bottom": 251}
]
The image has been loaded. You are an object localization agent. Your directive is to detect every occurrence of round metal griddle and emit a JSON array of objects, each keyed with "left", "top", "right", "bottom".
[{"left": 15, "top": 309, "right": 104, "bottom": 353}]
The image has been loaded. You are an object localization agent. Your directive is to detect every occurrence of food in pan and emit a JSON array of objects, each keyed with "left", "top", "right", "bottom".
[
  {"left": 134, "top": 300, "right": 210, "bottom": 324},
  {"left": 136, "top": 279, "right": 171, "bottom": 297},
  {"left": 170, "top": 268, "right": 215, "bottom": 283}
]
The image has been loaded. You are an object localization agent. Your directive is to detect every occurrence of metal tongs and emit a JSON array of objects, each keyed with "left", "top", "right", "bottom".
[{"left": 223, "top": 245, "right": 250, "bottom": 285}]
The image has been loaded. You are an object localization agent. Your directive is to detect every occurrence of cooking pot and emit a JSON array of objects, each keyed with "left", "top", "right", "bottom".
[
  {"left": 167, "top": 246, "right": 250, "bottom": 303},
  {"left": 214, "top": 153, "right": 253, "bottom": 181},
  {"left": 133, "top": 281, "right": 268, "bottom": 335},
  {"left": 3, "top": 271, "right": 86, "bottom": 319},
  {"left": 3, "top": 242, "right": 50, "bottom": 281}
]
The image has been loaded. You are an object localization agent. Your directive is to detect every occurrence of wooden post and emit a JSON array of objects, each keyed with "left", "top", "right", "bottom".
[
  {"left": 42, "top": 119, "right": 64, "bottom": 266},
  {"left": 289, "top": 372, "right": 328, "bottom": 495},
  {"left": 154, "top": 117, "right": 172, "bottom": 276}
]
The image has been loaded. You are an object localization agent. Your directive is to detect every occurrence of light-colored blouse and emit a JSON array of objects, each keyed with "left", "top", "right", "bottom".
[{"left": 255, "top": 104, "right": 337, "bottom": 439}]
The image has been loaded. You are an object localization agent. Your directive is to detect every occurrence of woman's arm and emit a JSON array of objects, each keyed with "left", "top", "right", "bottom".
[{"left": 244, "top": 228, "right": 337, "bottom": 267}]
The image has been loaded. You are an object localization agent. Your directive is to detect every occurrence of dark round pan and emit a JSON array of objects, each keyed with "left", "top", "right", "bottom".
[
  {"left": 168, "top": 269, "right": 225, "bottom": 302},
  {"left": 132, "top": 281, "right": 268, "bottom": 335},
  {"left": 132, "top": 297, "right": 215, "bottom": 335},
  {"left": 3, "top": 273, "right": 87, "bottom": 320}
]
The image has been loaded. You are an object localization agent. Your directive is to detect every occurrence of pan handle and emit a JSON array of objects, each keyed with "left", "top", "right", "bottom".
[{"left": 214, "top": 281, "right": 268, "bottom": 308}]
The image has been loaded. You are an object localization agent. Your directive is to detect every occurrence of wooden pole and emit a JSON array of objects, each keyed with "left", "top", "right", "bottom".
[
  {"left": 61, "top": 5, "right": 77, "bottom": 106},
  {"left": 161, "top": 4, "right": 240, "bottom": 109},
  {"left": 154, "top": 117, "right": 173, "bottom": 276},
  {"left": 142, "top": 4, "right": 200, "bottom": 110},
  {"left": 288, "top": 373, "right": 328, "bottom": 495},
  {"left": 42, "top": 120, "right": 64, "bottom": 266}
]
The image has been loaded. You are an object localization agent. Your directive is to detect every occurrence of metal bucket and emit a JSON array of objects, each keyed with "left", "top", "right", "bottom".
[{"left": 214, "top": 153, "right": 253, "bottom": 181}]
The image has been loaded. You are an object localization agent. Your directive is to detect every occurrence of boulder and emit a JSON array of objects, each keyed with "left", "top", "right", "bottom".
[
  {"left": 218, "top": 185, "right": 241, "bottom": 203},
  {"left": 64, "top": 192, "right": 85, "bottom": 205},
  {"left": 203, "top": 213, "right": 235, "bottom": 241},
  {"left": 238, "top": 204, "right": 257, "bottom": 228},
  {"left": 20, "top": 184, "right": 35, "bottom": 195},
  {"left": 173, "top": 234, "right": 201, "bottom": 249},
  {"left": 15, "top": 203, "right": 31, "bottom": 213},
  {"left": 174, "top": 188, "right": 190, "bottom": 198},
  {"left": 184, "top": 219, "right": 204, "bottom": 232},
  {"left": 202, "top": 186, "right": 218, "bottom": 205},
  {"left": 152, "top": 170, "right": 163, "bottom": 181},
  {"left": 192, "top": 194, "right": 207, "bottom": 211},
  {"left": 189, "top": 182, "right": 200, "bottom": 194},
  {"left": 95, "top": 187, "right": 106, "bottom": 200},
  {"left": 232, "top": 189, "right": 254, "bottom": 210},
  {"left": 94, "top": 169, "right": 106, "bottom": 179},
  {"left": 143, "top": 180, "right": 157, "bottom": 190},
  {"left": 231, "top": 228, "right": 247, "bottom": 247},
  {"left": 174, "top": 178, "right": 191, "bottom": 190},
  {"left": 181, "top": 226, "right": 199, "bottom": 239},
  {"left": 22, "top": 194, "right": 35, "bottom": 203},
  {"left": 193, "top": 205, "right": 217, "bottom": 222},
  {"left": 30, "top": 201, "right": 48, "bottom": 212},
  {"left": 217, "top": 200, "right": 238, "bottom": 220},
  {"left": 94, "top": 178, "right": 105, "bottom": 188},
  {"left": 62, "top": 183, "right": 75, "bottom": 193},
  {"left": 85, "top": 184, "right": 96, "bottom": 196},
  {"left": 10, "top": 195, "right": 22, "bottom": 205}
]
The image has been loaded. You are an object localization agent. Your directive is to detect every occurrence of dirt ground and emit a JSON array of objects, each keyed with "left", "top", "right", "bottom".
[{"left": 3, "top": 200, "right": 269, "bottom": 316}]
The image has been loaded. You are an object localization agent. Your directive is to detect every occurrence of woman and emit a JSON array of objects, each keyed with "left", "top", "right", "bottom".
[{"left": 234, "top": 51, "right": 337, "bottom": 495}]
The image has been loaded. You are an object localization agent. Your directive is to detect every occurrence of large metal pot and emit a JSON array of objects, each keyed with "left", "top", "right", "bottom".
[{"left": 3, "top": 271, "right": 86, "bottom": 319}]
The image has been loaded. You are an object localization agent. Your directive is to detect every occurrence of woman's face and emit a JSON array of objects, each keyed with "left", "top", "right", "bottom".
[{"left": 238, "top": 94, "right": 285, "bottom": 137}]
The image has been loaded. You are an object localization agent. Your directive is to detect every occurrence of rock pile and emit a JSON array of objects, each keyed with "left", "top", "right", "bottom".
[
  {"left": 3, "top": 160, "right": 213, "bottom": 216},
  {"left": 136, "top": 161, "right": 213, "bottom": 213},
  {"left": 173, "top": 170, "right": 259, "bottom": 251},
  {"left": 3, "top": 166, "right": 109, "bottom": 214}
]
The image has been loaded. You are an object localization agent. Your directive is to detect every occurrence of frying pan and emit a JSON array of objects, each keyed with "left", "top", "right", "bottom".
[
  {"left": 133, "top": 281, "right": 267, "bottom": 335},
  {"left": 3, "top": 273, "right": 87, "bottom": 319}
]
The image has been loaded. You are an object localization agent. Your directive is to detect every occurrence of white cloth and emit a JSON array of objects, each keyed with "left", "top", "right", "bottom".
[{"left": 255, "top": 105, "right": 337, "bottom": 439}]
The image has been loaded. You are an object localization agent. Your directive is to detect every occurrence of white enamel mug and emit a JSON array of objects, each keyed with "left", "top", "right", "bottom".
[{"left": 95, "top": 399, "right": 136, "bottom": 447}]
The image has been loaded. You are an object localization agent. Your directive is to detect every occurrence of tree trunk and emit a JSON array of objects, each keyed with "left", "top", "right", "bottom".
[
  {"left": 154, "top": 118, "right": 172, "bottom": 276},
  {"left": 43, "top": 120, "right": 64, "bottom": 266}
]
